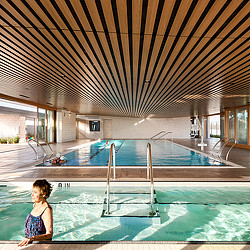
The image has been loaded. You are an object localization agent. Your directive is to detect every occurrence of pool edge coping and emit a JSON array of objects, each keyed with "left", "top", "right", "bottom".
[{"left": 1, "top": 240, "right": 249, "bottom": 244}]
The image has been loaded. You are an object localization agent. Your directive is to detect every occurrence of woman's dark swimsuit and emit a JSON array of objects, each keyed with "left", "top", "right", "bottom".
[{"left": 25, "top": 207, "right": 47, "bottom": 238}]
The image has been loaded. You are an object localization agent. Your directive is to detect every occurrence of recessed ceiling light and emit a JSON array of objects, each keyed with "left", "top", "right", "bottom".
[
  {"left": 47, "top": 102, "right": 52, "bottom": 105},
  {"left": 19, "top": 94, "right": 29, "bottom": 98},
  {"left": 145, "top": 80, "right": 150, "bottom": 84}
]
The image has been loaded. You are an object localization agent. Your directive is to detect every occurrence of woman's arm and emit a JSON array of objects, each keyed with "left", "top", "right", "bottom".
[{"left": 18, "top": 207, "right": 53, "bottom": 247}]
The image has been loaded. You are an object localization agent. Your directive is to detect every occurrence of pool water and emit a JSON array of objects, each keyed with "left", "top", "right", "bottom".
[
  {"left": 40, "top": 140, "right": 225, "bottom": 166},
  {"left": 1, "top": 183, "right": 250, "bottom": 241}
]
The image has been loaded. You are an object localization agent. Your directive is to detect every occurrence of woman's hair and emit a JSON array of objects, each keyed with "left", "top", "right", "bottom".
[{"left": 33, "top": 179, "right": 53, "bottom": 199}]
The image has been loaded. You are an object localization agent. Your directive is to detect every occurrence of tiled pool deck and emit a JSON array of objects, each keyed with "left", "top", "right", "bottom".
[
  {"left": 0, "top": 242, "right": 249, "bottom": 250},
  {"left": 0, "top": 138, "right": 250, "bottom": 249}
]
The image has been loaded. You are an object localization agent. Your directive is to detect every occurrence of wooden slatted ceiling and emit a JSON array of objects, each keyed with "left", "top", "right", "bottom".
[{"left": 0, "top": 0, "right": 249, "bottom": 118}]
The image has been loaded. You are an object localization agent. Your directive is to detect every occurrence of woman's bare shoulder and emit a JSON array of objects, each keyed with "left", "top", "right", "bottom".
[{"left": 45, "top": 202, "right": 52, "bottom": 210}]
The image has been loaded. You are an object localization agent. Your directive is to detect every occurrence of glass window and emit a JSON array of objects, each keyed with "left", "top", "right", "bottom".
[
  {"left": 220, "top": 115, "right": 225, "bottom": 139},
  {"left": 208, "top": 115, "right": 220, "bottom": 138},
  {"left": 47, "top": 110, "right": 54, "bottom": 143},
  {"left": 38, "top": 108, "right": 46, "bottom": 141},
  {"left": 228, "top": 110, "right": 235, "bottom": 139},
  {"left": 236, "top": 107, "right": 248, "bottom": 145}
]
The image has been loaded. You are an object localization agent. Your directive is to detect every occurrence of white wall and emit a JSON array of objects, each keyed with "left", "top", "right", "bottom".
[
  {"left": 0, "top": 113, "right": 26, "bottom": 139},
  {"left": 101, "top": 116, "right": 190, "bottom": 139},
  {"left": 56, "top": 110, "right": 76, "bottom": 142}
]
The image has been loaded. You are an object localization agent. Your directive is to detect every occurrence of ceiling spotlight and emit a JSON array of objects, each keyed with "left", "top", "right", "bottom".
[
  {"left": 19, "top": 94, "right": 30, "bottom": 99},
  {"left": 47, "top": 102, "right": 53, "bottom": 105},
  {"left": 145, "top": 80, "right": 150, "bottom": 84}
]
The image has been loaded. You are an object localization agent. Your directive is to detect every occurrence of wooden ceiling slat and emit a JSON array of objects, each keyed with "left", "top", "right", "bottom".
[
  {"left": 120, "top": 33, "right": 133, "bottom": 110},
  {"left": 1, "top": 56, "right": 112, "bottom": 109},
  {"left": 84, "top": 0, "right": 104, "bottom": 33},
  {"left": 168, "top": 0, "right": 196, "bottom": 36},
  {"left": 96, "top": 0, "right": 130, "bottom": 114},
  {"left": 156, "top": 0, "right": 176, "bottom": 36},
  {"left": 143, "top": 44, "right": 249, "bottom": 114},
  {"left": 1, "top": 0, "right": 249, "bottom": 117},
  {"left": 152, "top": 67, "right": 250, "bottom": 115},
  {"left": 109, "top": 33, "right": 130, "bottom": 106},
  {"left": 132, "top": 0, "right": 143, "bottom": 34},
  {"left": 141, "top": 12, "right": 249, "bottom": 114},
  {"left": 146, "top": 49, "right": 249, "bottom": 114},
  {"left": 111, "top": 0, "right": 131, "bottom": 112},
  {"left": 97, "top": 33, "right": 129, "bottom": 113},
  {"left": 69, "top": 1, "right": 92, "bottom": 32},
  {"left": 1, "top": 37, "right": 124, "bottom": 112}
]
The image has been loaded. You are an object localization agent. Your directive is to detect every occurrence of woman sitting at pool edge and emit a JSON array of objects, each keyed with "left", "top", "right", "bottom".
[{"left": 18, "top": 179, "right": 53, "bottom": 247}]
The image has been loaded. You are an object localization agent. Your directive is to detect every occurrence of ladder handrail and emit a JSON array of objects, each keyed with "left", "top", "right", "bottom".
[
  {"left": 211, "top": 137, "right": 228, "bottom": 158},
  {"left": 39, "top": 139, "right": 53, "bottom": 162},
  {"left": 150, "top": 131, "right": 166, "bottom": 140},
  {"left": 28, "top": 138, "right": 46, "bottom": 160},
  {"left": 106, "top": 143, "right": 116, "bottom": 215},
  {"left": 155, "top": 131, "right": 173, "bottom": 141},
  {"left": 225, "top": 138, "right": 237, "bottom": 161},
  {"left": 147, "top": 143, "right": 156, "bottom": 216},
  {"left": 211, "top": 137, "right": 236, "bottom": 161},
  {"left": 28, "top": 139, "right": 53, "bottom": 162}
]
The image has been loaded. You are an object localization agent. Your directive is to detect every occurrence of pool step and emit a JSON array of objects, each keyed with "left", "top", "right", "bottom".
[
  {"left": 103, "top": 193, "right": 157, "bottom": 204},
  {"left": 105, "top": 189, "right": 156, "bottom": 195},
  {"left": 101, "top": 203, "right": 160, "bottom": 222},
  {"left": 102, "top": 188, "right": 159, "bottom": 219}
]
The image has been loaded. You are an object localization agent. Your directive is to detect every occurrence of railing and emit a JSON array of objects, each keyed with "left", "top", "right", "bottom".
[
  {"left": 211, "top": 138, "right": 227, "bottom": 158},
  {"left": 211, "top": 138, "right": 236, "bottom": 161},
  {"left": 28, "top": 139, "right": 53, "bottom": 162},
  {"left": 147, "top": 143, "right": 156, "bottom": 216},
  {"left": 106, "top": 143, "right": 116, "bottom": 215},
  {"left": 225, "top": 138, "right": 237, "bottom": 161},
  {"left": 150, "top": 131, "right": 166, "bottom": 140},
  {"left": 155, "top": 131, "right": 173, "bottom": 141},
  {"left": 105, "top": 143, "right": 155, "bottom": 216}
]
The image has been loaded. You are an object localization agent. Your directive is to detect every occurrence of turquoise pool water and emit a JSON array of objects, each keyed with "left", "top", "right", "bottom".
[
  {"left": 0, "top": 183, "right": 249, "bottom": 241},
  {"left": 39, "top": 140, "right": 225, "bottom": 166}
]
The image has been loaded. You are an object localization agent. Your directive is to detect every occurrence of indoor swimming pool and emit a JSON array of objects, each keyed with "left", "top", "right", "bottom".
[
  {"left": 0, "top": 182, "right": 249, "bottom": 242},
  {"left": 39, "top": 140, "right": 225, "bottom": 167}
]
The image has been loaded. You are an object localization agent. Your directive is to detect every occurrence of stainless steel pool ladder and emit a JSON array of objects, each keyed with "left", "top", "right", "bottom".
[
  {"left": 106, "top": 142, "right": 155, "bottom": 216},
  {"left": 211, "top": 138, "right": 237, "bottom": 161},
  {"left": 147, "top": 143, "right": 156, "bottom": 216},
  {"left": 106, "top": 143, "right": 116, "bottom": 215},
  {"left": 28, "top": 139, "right": 53, "bottom": 162}
]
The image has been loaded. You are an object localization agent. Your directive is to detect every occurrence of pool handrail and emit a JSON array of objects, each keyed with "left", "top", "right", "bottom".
[
  {"left": 225, "top": 138, "right": 237, "bottom": 161},
  {"left": 106, "top": 143, "right": 116, "bottom": 215},
  {"left": 154, "top": 131, "right": 173, "bottom": 141},
  {"left": 211, "top": 137, "right": 236, "bottom": 161},
  {"left": 28, "top": 139, "right": 53, "bottom": 162},
  {"left": 28, "top": 138, "right": 47, "bottom": 161},
  {"left": 150, "top": 131, "right": 166, "bottom": 140},
  {"left": 147, "top": 143, "right": 156, "bottom": 216},
  {"left": 211, "top": 137, "right": 228, "bottom": 158},
  {"left": 39, "top": 139, "right": 54, "bottom": 162}
]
